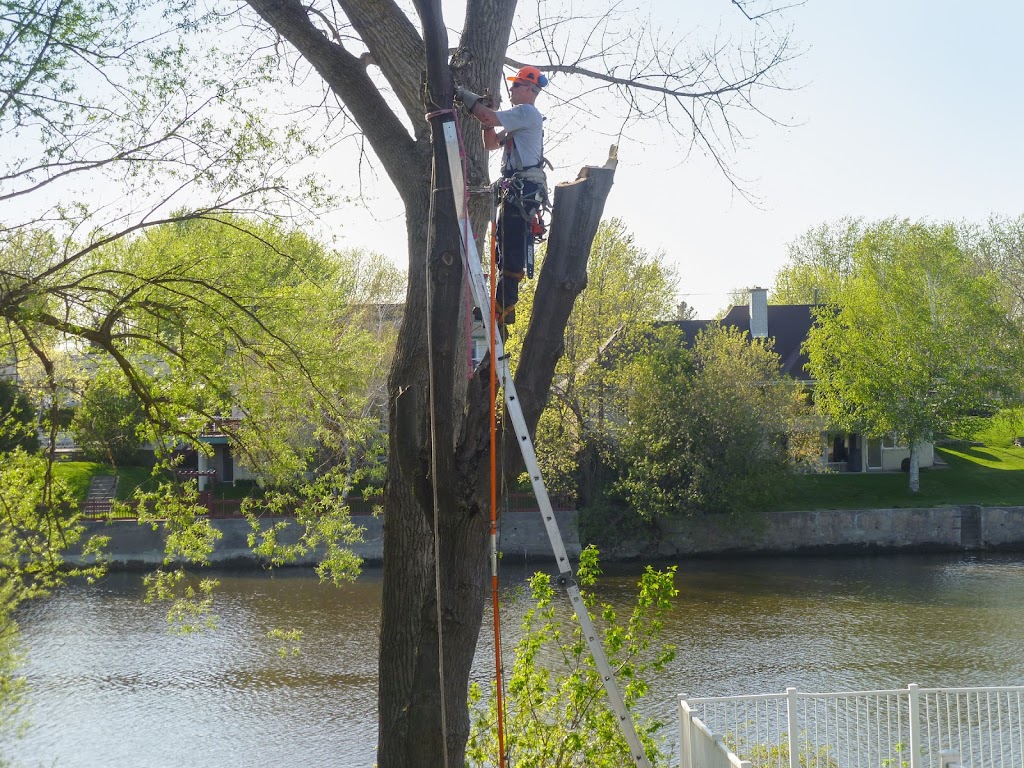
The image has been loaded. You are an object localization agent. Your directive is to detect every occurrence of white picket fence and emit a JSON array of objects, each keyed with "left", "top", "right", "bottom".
[{"left": 680, "top": 684, "right": 1024, "bottom": 768}]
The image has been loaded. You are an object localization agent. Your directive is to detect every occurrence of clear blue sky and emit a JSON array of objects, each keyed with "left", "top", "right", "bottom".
[{"left": 328, "top": 0, "right": 1024, "bottom": 318}]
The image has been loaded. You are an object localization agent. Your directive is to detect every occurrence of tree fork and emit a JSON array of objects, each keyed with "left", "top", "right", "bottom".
[{"left": 378, "top": 133, "right": 617, "bottom": 767}]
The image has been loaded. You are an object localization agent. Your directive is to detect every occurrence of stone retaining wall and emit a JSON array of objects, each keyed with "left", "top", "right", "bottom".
[
  {"left": 76, "top": 506, "right": 1024, "bottom": 569},
  {"left": 635, "top": 505, "right": 1024, "bottom": 559},
  {"left": 78, "top": 510, "right": 581, "bottom": 568}
]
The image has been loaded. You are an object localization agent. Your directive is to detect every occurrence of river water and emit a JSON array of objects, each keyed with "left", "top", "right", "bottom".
[{"left": 7, "top": 554, "right": 1024, "bottom": 767}]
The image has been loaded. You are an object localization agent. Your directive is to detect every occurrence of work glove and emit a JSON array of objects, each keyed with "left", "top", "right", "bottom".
[{"left": 455, "top": 85, "right": 482, "bottom": 113}]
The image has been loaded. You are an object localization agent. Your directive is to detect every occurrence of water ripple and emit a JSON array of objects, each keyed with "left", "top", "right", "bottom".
[{"left": 8, "top": 554, "right": 1024, "bottom": 767}]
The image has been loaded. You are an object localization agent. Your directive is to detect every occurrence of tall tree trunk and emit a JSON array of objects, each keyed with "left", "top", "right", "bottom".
[
  {"left": 378, "top": 155, "right": 616, "bottom": 766},
  {"left": 376, "top": 4, "right": 485, "bottom": 764}
]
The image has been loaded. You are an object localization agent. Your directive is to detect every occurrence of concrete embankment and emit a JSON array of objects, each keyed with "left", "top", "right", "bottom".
[
  {"left": 76, "top": 505, "right": 1024, "bottom": 569},
  {"left": 627, "top": 505, "right": 1024, "bottom": 559},
  {"left": 77, "top": 510, "right": 582, "bottom": 568}
]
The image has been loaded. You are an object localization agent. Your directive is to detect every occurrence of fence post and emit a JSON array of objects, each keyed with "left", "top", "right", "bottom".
[
  {"left": 679, "top": 697, "right": 691, "bottom": 768},
  {"left": 787, "top": 687, "right": 799, "bottom": 768},
  {"left": 908, "top": 683, "right": 921, "bottom": 768}
]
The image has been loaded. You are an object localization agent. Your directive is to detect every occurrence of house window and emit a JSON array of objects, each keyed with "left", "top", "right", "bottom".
[
  {"left": 867, "top": 438, "right": 882, "bottom": 469},
  {"left": 471, "top": 337, "right": 487, "bottom": 365},
  {"left": 826, "top": 432, "right": 848, "bottom": 463},
  {"left": 882, "top": 433, "right": 904, "bottom": 449}
]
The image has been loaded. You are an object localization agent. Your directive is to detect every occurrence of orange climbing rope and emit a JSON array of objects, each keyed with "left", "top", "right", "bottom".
[{"left": 488, "top": 220, "right": 508, "bottom": 768}]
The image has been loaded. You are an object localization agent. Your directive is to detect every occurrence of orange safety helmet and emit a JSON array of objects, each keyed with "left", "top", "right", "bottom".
[{"left": 506, "top": 65, "right": 548, "bottom": 88}]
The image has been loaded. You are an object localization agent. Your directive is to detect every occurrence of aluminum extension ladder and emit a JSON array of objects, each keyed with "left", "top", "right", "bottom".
[{"left": 441, "top": 119, "right": 651, "bottom": 768}]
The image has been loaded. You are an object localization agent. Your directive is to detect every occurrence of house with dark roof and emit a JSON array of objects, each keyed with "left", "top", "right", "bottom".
[
  {"left": 680, "top": 288, "right": 934, "bottom": 473},
  {"left": 669, "top": 294, "right": 814, "bottom": 382}
]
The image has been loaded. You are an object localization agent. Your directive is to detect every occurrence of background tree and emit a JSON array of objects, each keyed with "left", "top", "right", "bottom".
[
  {"left": 8, "top": 213, "right": 385, "bottom": 482},
  {"left": 112, "top": 217, "right": 388, "bottom": 482},
  {"left": 236, "top": 1, "right": 797, "bottom": 764},
  {"left": 69, "top": 369, "right": 147, "bottom": 465},
  {"left": 770, "top": 217, "right": 864, "bottom": 304},
  {"left": 618, "top": 324, "right": 811, "bottom": 521},
  {"left": 0, "top": 379, "right": 39, "bottom": 454},
  {"left": 0, "top": 210, "right": 391, "bottom": 690},
  {"left": 676, "top": 300, "right": 699, "bottom": 321},
  {"left": 1, "top": 0, "right": 333, "bottom": 626},
  {"left": 959, "top": 214, "right": 1024, "bottom": 322},
  {"left": 1, "top": 0, "right": 326, "bottom": 464},
  {"left": 805, "top": 219, "right": 1024, "bottom": 492},
  {"left": 724, "top": 285, "right": 760, "bottom": 313},
  {"left": 509, "top": 219, "right": 678, "bottom": 501}
]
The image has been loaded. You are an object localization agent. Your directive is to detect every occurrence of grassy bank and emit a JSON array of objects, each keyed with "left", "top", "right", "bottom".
[
  {"left": 773, "top": 450, "right": 1024, "bottom": 511},
  {"left": 53, "top": 462, "right": 262, "bottom": 502},
  {"left": 774, "top": 411, "right": 1024, "bottom": 511},
  {"left": 54, "top": 461, "right": 159, "bottom": 501}
]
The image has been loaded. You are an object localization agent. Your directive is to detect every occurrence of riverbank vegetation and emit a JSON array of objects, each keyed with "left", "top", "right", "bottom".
[
  {"left": 53, "top": 462, "right": 263, "bottom": 503},
  {"left": 467, "top": 549, "right": 678, "bottom": 767},
  {"left": 54, "top": 407, "right": 1024, "bottom": 516}
]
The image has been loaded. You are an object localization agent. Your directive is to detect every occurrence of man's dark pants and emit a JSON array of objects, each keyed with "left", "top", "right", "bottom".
[{"left": 495, "top": 179, "right": 540, "bottom": 322}]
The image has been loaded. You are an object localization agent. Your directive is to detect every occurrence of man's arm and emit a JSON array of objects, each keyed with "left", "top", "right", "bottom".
[
  {"left": 467, "top": 100, "right": 503, "bottom": 151},
  {"left": 468, "top": 100, "right": 502, "bottom": 129},
  {"left": 481, "top": 123, "right": 504, "bottom": 151},
  {"left": 455, "top": 86, "right": 505, "bottom": 150}
]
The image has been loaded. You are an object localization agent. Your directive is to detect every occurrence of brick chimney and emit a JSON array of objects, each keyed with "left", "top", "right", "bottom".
[{"left": 749, "top": 287, "right": 768, "bottom": 338}]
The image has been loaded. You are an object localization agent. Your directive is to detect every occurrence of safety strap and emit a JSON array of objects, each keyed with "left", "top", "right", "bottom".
[
  {"left": 504, "top": 131, "right": 549, "bottom": 180},
  {"left": 504, "top": 166, "right": 548, "bottom": 185},
  {"left": 497, "top": 174, "right": 548, "bottom": 215}
]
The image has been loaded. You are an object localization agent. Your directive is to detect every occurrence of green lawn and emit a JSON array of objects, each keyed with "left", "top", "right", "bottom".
[
  {"left": 54, "top": 461, "right": 159, "bottom": 501},
  {"left": 773, "top": 452, "right": 1024, "bottom": 511},
  {"left": 53, "top": 461, "right": 263, "bottom": 503},
  {"left": 774, "top": 434, "right": 1024, "bottom": 512},
  {"left": 771, "top": 409, "right": 1024, "bottom": 511}
]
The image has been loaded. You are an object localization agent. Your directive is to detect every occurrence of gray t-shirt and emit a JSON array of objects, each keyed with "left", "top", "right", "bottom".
[{"left": 495, "top": 103, "right": 544, "bottom": 173}]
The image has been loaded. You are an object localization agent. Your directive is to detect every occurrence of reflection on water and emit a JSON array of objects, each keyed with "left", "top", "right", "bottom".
[{"left": 7, "top": 554, "right": 1024, "bottom": 767}]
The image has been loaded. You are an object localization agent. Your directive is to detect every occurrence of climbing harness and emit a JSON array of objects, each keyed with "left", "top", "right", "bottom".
[
  {"left": 439, "top": 116, "right": 653, "bottom": 768},
  {"left": 495, "top": 172, "right": 548, "bottom": 279},
  {"left": 494, "top": 107, "right": 550, "bottom": 284}
]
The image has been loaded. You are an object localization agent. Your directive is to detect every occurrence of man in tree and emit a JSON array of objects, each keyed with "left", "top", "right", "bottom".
[
  {"left": 231, "top": 5, "right": 793, "bottom": 761},
  {"left": 459, "top": 66, "right": 549, "bottom": 326}
]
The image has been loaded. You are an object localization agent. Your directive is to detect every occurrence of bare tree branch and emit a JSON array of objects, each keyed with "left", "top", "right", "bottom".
[{"left": 245, "top": 0, "right": 424, "bottom": 202}]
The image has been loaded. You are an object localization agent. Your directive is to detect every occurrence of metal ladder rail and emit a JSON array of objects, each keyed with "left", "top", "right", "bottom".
[{"left": 441, "top": 120, "right": 651, "bottom": 768}]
